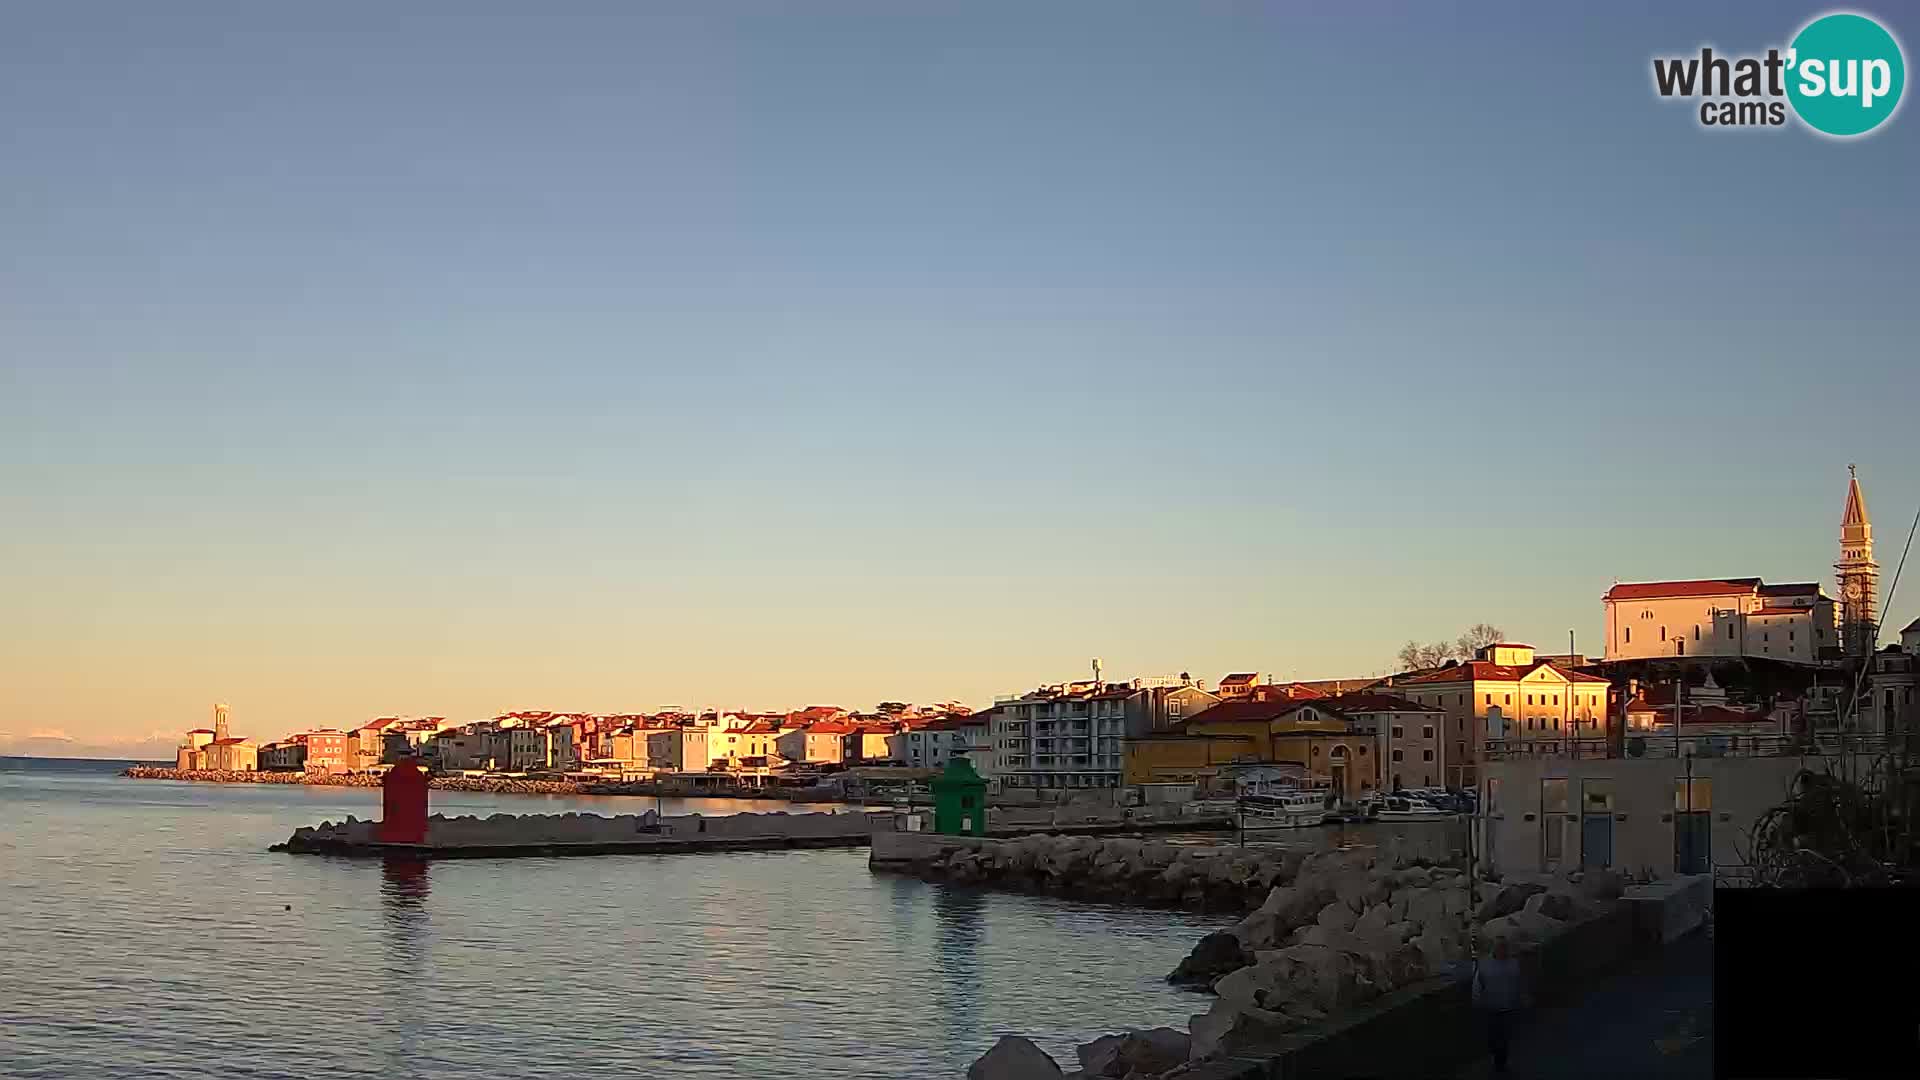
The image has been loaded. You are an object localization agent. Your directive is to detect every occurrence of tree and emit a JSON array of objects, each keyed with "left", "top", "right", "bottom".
[
  {"left": 1456, "top": 623, "right": 1506, "bottom": 659},
  {"left": 1394, "top": 622, "right": 1508, "bottom": 672},
  {"left": 1396, "top": 640, "right": 1457, "bottom": 671}
]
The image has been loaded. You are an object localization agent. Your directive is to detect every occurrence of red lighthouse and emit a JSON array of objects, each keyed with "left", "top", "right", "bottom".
[{"left": 379, "top": 758, "right": 429, "bottom": 844}]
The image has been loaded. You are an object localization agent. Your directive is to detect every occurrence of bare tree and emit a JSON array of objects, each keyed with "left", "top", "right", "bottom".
[
  {"left": 1456, "top": 623, "right": 1506, "bottom": 659},
  {"left": 1396, "top": 640, "right": 1456, "bottom": 671}
]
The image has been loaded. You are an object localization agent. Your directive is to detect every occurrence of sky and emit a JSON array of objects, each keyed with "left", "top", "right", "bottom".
[{"left": 4, "top": 2, "right": 1917, "bottom": 752}]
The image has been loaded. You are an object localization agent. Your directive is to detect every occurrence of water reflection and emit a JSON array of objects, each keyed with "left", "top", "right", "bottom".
[
  {"left": 931, "top": 884, "right": 987, "bottom": 1056},
  {"left": 380, "top": 857, "right": 431, "bottom": 1078}
]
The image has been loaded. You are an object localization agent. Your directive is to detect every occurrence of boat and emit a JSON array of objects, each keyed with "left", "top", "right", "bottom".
[
  {"left": 1365, "top": 794, "right": 1456, "bottom": 821},
  {"left": 1236, "top": 789, "right": 1331, "bottom": 829}
]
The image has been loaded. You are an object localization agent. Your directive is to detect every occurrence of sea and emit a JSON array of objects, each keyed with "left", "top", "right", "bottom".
[{"left": 0, "top": 757, "right": 1224, "bottom": 1079}]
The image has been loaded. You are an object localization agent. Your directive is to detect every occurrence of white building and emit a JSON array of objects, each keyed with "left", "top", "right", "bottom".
[
  {"left": 1603, "top": 578, "right": 1837, "bottom": 664},
  {"left": 990, "top": 684, "right": 1131, "bottom": 789},
  {"left": 890, "top": 713, "right": 990, "bottom": 770}
]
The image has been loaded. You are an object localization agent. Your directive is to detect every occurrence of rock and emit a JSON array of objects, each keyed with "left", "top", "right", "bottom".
[
  {"left": 969, "top": 1035, "right": 1063, "bottom": 1080},
  {"left": 1471, "top": 882, "right": 1538, "bottom": 922},
  {"left": 1078, "top": 1028, "right": 1190, "bottom": 1077},
  {"left": 1230, "top": 910, "right": 1281, "bottom": 951},
  {"left": 1576, "top": 868, "right": 1626, "bottom": 900},
  {"left": 1525, "top": 890, "right": 1575, "bottom": 922},
  {"left": 1316, "top": 900, "right": 1359, "bottom": 933},
  {"left": 1353, "top": 902, "right": 1394, "bottom": 938},
  {"left": 1167, "top": 931, "right": 1249, "bottom": 987},
  {"left": 1188, "top": 999, "right": 1293, "bottom": 1060}
]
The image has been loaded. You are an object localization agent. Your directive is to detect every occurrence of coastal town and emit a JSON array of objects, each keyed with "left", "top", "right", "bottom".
[{"left": 149, "top": 468, "right": 1919, "bottom": 868}]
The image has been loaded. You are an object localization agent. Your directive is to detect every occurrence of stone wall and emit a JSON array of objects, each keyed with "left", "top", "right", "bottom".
[{"left": 286, "top": 809, "right": 880, "bottom": 849}]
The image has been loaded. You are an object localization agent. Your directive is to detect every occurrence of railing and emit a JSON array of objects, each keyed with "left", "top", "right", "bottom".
[{"left": 1483, "top": 731, "right": 1902, "bottom": 761}]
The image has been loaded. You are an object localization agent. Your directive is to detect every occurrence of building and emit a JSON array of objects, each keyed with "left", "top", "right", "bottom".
[
  {"left": 1478, "top": 754, "right": 1809, "bottom": 878},
  {"left": 841, "top": 723, "right": 896, "bottom": 764},
  {"left": 1321, "top": 692, "right": 1446, "bottom": 791},
  {"left": 483, "top": 725, "right": 549, "bottom": 771},
  {"left": 646, "top": 727, "right": 713, "bottom": 773},
  {"left": 891, "top": 712, "right": 991, "bottom": 770},
  {"left": 201, "top": 738, "right": 257, "bottom": 772},
  {"left": 1603, "top": 578, "right": 1837, "bottom": 664},
  {"left": 1388, "top": 643, "right": 1612, "bottom": 788},
  {"left": 175, "top": 728, "right": 215, "bottom": 770},
  {"left": 1123, "top": 698, "right": 1369, "bottom": 796},
  {"left": 1216, "top": 673, "right": 1260, "bottom": 699},
  {"left": 1837, "top": 465, "right": 1880, "bottom": 658},
  {"left": 776, "top": 720, "right": 851, "bottom": 765},
  {"left": 349, "top": 717, "right": 403, "bottom": 770},
  {"left": 259, "top": 739, "right": 306, "bottom": 772},
  {"left": 712, "top": 719, "right": 782, "bottom": 765},
  {"left": 297, "top": 730, "right": 352, "bottom": 774}
]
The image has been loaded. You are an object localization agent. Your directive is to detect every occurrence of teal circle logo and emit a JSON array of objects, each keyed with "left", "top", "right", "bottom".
[{"left": 1786, "top": 13, "right": 1905, "bottom": 136}]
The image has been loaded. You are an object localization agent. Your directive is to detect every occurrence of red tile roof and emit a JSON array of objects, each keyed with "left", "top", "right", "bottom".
[
  {"left": 1219, "top": 673, "right": 1258, "bottom": 685},
  {"left": 922, "top": 714, "right": 987, "bottom": 731},
  {"left": 1182, "top": 699, "right": 1330, "bottom": 727},
  {"left": 185, "top": 728, "right": 215, "bottom": 734},
  {"left": 803, "top": 720, "right": 857, "bottom": 735},
  {"left": 1606, "top": 578, "right": 1762, "bottom": 600},
  {"left": 1318, "top": 692, "right": 1442, "bottom": 714}
]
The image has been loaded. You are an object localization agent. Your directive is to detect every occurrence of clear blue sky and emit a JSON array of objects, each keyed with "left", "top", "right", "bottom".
[{"left": 4, "top": 2, "right": 1916, "bottom": 746}]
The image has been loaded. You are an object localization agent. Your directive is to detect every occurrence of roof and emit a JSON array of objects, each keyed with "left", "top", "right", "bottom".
[
  {"left": 1905, "top": 617, "right": 1920, "bottom": 634},
  {"left": 1219, "top": 672, "right": 1258, "bottom": 686},
  {"left": 1843, "top": 469, "right": 1869, "bottom": 529},
  {"left": 803, "top": 720, "right": 858, "bottom": 735},
  {"left": 1318, "top": 692, "right": 1442, "bottom": 714},
  {"left": 921, "top": 714, "right": 987, "bottom": 731},
  {"left": 209, "top": 738, "right": 251, "bottom": 746},
  {"left": 185, "top": 728, "right": 215, "bottom": 734},
  {"left": 1396, "top": 660, "right": 1609, "bottom": 686},
  {"left": 1758, "top": 582, "right": 1823, "bottom": 597},
  {"left": 1486, "top": 642, "right": 1533, "bottom": 650},
  {"left": 1606, "top": 578, "right": 1762, "bottom": 601},
  {"left": 1180, "top": 699, "right": 1337, "bottom": 728}
]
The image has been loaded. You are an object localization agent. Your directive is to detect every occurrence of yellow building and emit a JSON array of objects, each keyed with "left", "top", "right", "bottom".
[
  {"left": 1388, "top": 643, "right": 1611, "bottom": 788},
  {"left": 1123, "top": 699, "right": 1372, "bottom": 796}
]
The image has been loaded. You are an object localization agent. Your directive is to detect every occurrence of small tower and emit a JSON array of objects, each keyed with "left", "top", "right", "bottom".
[
  {"left": 1836, "top": 465, "right": 1880, "bottom": 658},
  {"left": 213, "top": 702, "right": 231, "bottom": 743}
]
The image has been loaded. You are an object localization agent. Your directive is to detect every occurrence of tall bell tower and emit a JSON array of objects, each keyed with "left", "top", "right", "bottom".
[{"left": 1836, "top": 464, "right": 1879, "bottom": 658}]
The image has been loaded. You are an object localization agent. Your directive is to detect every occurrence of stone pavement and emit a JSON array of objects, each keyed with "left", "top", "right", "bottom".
[{"left": 1454, "top": 928, "right": 1713, "bottom": 1079}]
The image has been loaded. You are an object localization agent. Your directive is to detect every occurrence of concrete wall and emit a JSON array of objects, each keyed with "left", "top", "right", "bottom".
[{"left": 1481, "top": 755, "right": 1806, "bottom": 880}]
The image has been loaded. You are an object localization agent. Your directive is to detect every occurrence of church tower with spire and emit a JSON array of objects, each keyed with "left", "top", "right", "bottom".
[{"left": 1836, "top": 465, "right": 1879, "bottom": 658}]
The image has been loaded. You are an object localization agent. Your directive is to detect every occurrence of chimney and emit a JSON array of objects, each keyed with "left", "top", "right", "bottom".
[{"left": 1092, "top": 657, "right": 1102, "bottom": 686}]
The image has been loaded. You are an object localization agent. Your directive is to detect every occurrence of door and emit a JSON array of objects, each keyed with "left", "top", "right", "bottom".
[
  {"left": 1540, "top": 778, "right": 1569, "bottom": 872},
  {"left": 1674, "top": 777, "right": 1713, "bottom": 874},
  {"left": 1580, "top": 780, "right": 1614, "bottom": 869}
]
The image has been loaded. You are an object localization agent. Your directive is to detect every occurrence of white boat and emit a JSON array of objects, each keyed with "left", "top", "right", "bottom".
[
  {"left": 1236, "top": 789, "right": 1331, "bottom": 829},
  {"left": 1367, "top": 795, "right": 1455, "bottom": 821}
]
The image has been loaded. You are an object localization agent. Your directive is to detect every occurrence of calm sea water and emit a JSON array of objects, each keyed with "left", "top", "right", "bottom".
[{"left": 0, "top": 757, "right": 1223, "bottom": 1079}]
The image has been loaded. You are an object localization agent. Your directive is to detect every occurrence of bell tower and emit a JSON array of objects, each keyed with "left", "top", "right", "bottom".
[{"left": 1836, "top": 464, "right": 1879, "bottom": 658}]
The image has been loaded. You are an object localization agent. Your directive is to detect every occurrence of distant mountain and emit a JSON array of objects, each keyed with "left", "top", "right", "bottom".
[{"left": 0, "top": 730, "right": 179, "bottom": 761}]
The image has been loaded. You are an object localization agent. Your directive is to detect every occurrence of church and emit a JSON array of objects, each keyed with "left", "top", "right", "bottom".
[{"left": 1601, "top": 467, "right": 1878, "bottom": 666}]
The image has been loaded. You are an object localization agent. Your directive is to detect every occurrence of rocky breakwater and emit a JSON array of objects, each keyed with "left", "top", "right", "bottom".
[
  {"left": 124, "top": 766, "right": 589, "bottom": 795},
  {"left": 880, "top": 833, "right": 1307, "bottom": 911},
  {"left": 276, "top": 808, "right": 878, "bottom": 854},
  {"left": 962, "top": 845, "right": 1628, "bottom": 1079}
]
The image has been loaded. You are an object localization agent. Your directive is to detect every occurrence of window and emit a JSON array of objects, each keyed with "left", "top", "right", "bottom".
[
  {"left": 1392, "top": 749, "right": 1404, "bottom": 762},
  {"left": 1675, "top": 777, "right": 1713, "bottom": 811},
  {"left": 1553, "top": 695, "right": 1559, "bottom": 706},
  {"left": 1625, "top": 627, "right": 1631, "bottom": 644},
  {"left": 1728, "top": 624, "right": 1735, "bottom": 639},
  {"left": 1391, "top": 725, "right": 1403, "bottom": 738},
  {"left": 1693, "top": 625, "right": 1700, "bottom": 640},
  {"left": 1527, "top": 694, "right": 1534, "bottom": 706},
  {"left": 1422, "top": 749, "right": 1434, "bottom": 761},
  {"left": 1485, "top": 694, "right": 1492, "bottom": 705},
  {"left": 1504, "top": 694, "right": 1511, "bottom": 705},
  {"left": 1422, "top": 725, "right": 1435, "bottom": 739},
  {"left": 1763, "top": 632, "right": 1769, "bottom": 643},
  {"left": 1660, "top": 626, "right": 1667, "bottom": 641},
  {"left": 1789, "top": 629, "right": 1795, "bottom": 642}
]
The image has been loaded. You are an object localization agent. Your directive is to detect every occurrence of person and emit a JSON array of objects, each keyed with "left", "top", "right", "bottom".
[{"left": 1473, "top": 936, "right": 1529, "bottom": 1074}]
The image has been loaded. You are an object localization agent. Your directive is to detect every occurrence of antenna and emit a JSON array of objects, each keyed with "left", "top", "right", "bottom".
[{"left": 1092, "top": 657, "right": 1102, "bottom": 685}]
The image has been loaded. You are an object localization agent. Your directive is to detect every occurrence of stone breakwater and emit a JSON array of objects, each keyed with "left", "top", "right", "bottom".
[
  {"left": 275, "top": 809, "right": 881, "bottom": 856},
  {"left": 124, "top": 767, "right": 591, "bottom": 796},
  {"left": 909, "top": 833, "right": 1629, "bottom": 1079}
]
